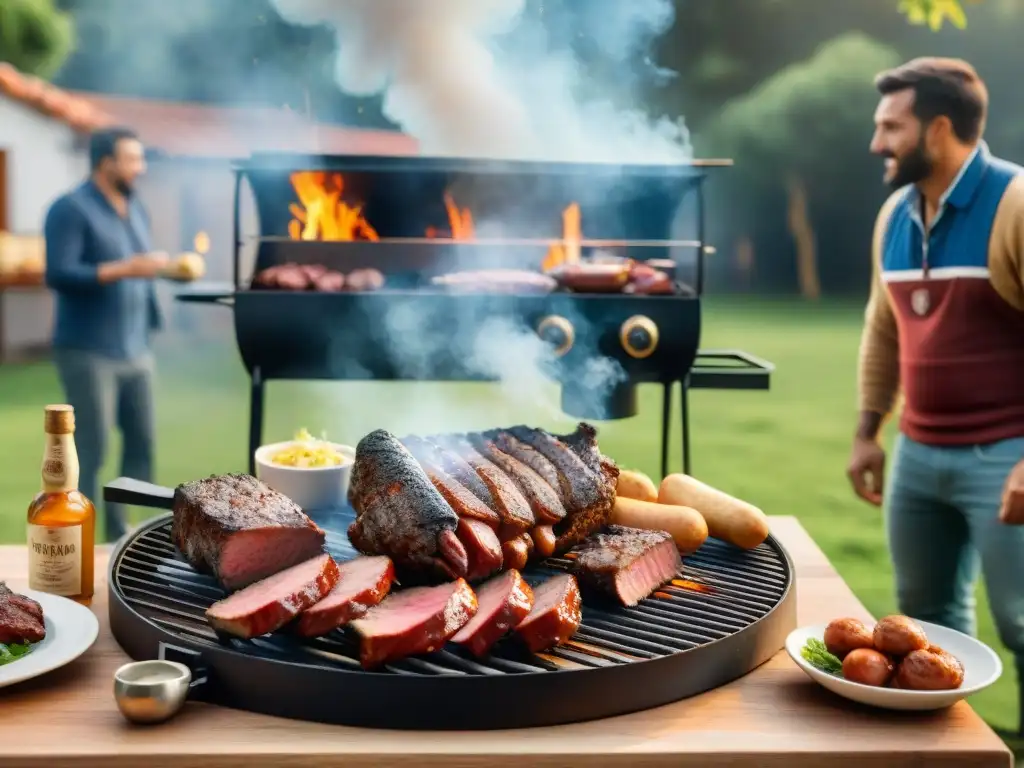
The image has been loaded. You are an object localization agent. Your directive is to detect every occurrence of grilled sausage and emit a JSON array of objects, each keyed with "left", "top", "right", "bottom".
[
  {"left": 842, "top": 648, "right": 894, "bottom": 687},
  {"left": 502, "top": 536, "right": 530, "bottom": 571},
  {"left": 347, "top": 268, "right": 385, "bottom": 292},
  {"left": 895, "top": 646, "right": 964, "bottom": 690},
  {"left": 275, "top": 265, "right": 312, "bottom": 290},
  {"left": 823, "top": 617, "right": 875, "bottom": 659},
  {"left": 530, "top": 525, "right": 556, "bottom": 558},
  {"left": 314, "top": 271, "right": 346, "bottom": 292},
  {"left": 873, "top": 615, "right": 928, "bottom": 656},
  {"left": 551, "top": 263, "right": 630, "bottom": 293}
]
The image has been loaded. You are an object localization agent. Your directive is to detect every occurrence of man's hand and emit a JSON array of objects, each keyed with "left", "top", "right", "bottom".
[
  {"left": 848, "top": 437, "right": 886, "bottom": 506},
  {"left": 999, "top": 459, "right": 1024, "bottom": 525},
  {"left": 127, "top": 252, "right": 170, "bottom": 278}
]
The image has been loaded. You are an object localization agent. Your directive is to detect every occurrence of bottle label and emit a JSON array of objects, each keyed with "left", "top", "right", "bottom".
[
  {"left": 41, "top": 434, "right": 79, "bottom": 493},
  {"left": 27, "top": 523, "right": 82, "bottom": 596}
]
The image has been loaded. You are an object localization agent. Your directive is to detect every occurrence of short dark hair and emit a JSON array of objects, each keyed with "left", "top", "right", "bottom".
[
  {"left": 88, "top": 126, "right": 140, "bottom": 170},
  {"left": 874, "top": 57, "right": 988, "bottom": 143}
]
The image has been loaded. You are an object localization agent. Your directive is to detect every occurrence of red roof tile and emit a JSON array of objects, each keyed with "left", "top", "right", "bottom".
[{"left": 0, "top": 62, "right": 418, "bottom": 158}]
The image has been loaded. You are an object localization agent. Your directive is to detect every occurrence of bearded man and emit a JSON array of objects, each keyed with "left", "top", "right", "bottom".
[
  {"left": 43, "top": 127, "right": 169, "bottom": 542},
  {"left": 847, "top": 57, "right": 1024, "bottom": 733}
]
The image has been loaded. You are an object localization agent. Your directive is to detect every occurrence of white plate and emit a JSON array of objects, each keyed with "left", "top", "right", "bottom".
[
  {"left": 785, "top": 620, "right": 1003, "bottom": 710},
  {"left": 0, "top": 588, "right": 100, "bottom": 689}
]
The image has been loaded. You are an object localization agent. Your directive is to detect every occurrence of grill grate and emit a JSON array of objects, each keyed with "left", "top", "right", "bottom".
[{"left": 112, "top": 511, "right": 790, "bottom": 677}]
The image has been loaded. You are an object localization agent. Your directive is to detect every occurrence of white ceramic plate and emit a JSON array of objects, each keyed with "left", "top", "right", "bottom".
[
  {"left": 785, "top": 620, "right": 1003, "bottom": 710},
  {"left": 0, "top": 588, "right": 100, "bottom": 689}
]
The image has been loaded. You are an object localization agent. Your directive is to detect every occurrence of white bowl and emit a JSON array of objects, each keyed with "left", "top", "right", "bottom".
[
  {"left": 785, "top": 620, "right": 1003, "bottom": 711},
  {"left": 254, "top": 440, "right": 355, "bottom": 512}
]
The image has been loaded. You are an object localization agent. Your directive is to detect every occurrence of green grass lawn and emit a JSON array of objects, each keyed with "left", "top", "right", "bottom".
[{"left": 0, "top": 297, "right": 1015, "bottom": 733}]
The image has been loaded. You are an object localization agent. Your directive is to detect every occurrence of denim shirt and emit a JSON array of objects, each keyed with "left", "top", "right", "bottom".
[{"left": 44, "top": 181, "right": 162, "bottom": 360}]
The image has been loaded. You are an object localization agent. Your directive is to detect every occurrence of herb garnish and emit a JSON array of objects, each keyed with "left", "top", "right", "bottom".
[
  {"left": 0, "top": 642, "right": 34, "bottom": 666},
  {"left": 801, "top": 638, "right": 843, "bottom": 676}
]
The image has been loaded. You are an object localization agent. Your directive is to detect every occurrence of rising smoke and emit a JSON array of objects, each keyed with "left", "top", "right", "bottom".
[{"left": 269, "top": 0, "right": 692, "bottom": 162}]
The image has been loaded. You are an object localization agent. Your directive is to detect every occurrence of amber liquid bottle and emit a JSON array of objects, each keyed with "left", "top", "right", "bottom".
[{"left": 26, "top": 405, "right": 96, "bottom": 605}]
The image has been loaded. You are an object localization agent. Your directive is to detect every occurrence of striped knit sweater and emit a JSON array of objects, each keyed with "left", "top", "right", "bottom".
[{"left": 857, "top": 143, "right": 1024, "bottom": 445}]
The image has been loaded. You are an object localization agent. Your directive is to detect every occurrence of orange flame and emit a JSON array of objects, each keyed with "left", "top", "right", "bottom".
[
  {"left": 287, "top": 171, "right": 379, "bottom": 242},
  {"left": 426, "top": 193, "right": 475, "bottom": 240},
  {"left": 541, "top": 203, "right": 581, "bottom": 271}
]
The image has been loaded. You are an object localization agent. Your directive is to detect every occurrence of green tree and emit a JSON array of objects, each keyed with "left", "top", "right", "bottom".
[
  {"left": 0, "top": 0, "right": 74, "bottom": 78},
  {"left": 699, "top": 33, "right": 902, "bottom": 298}
]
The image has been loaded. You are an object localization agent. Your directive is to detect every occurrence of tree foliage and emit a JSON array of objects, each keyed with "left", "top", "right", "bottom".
[
  {"left": 899, "top": 0, "right": 981, "bottom": 30},
  {"left": 0, "top": 0, "right": 74, "bottom": 78}
]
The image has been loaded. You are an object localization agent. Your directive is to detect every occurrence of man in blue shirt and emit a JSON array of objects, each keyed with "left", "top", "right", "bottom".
[{"left": 44, "top": 127, "right": 169, "bottom": 541}]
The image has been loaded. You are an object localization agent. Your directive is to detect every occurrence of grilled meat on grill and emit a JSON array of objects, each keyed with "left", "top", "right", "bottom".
[
  {"left": 206, "top": 553, "right": 340, "bottom": 639},
  {"left": 451, "top": 570, "right": 534, "bottom": 658},
  {"left": 350, "top": 578, "right": 478, "bottom": 669},
  {"left": 294, "top": 556, "right": 395, "bottom": 638},
  {"left": 488, "top": 431, "right": 564, "bottom": 503},
  {"left": 399, "top": 437, "right": 500, "bottom": 529},
  {"left": 458, "top": 518, "right": 504, "bottom": 582},
  {"left": 497, "top": 424, "right": 618, "bottom": 552},
  {"left": 0, "top": 582, "right": 46, "bottom": 645},
  {"left": 429, "top": 435, "right": 535, "bottom": 536},
  {"left": 347, "top": 430, "right": 467, "bottom": 581},
  {"left": 570, "top": 525, "right": 681, "bottom": 606},
  {"left": 402, "top": 435, "right": 493, "bottom": 507},
  {"left": 466, "top": 433, "right": 567, "bottom": 524},
  {"left": 515, "top": 574, "right": 582, "bottom": 653},
  {"left": 171, "top": 473, "right": 327, "bottom": 591}
]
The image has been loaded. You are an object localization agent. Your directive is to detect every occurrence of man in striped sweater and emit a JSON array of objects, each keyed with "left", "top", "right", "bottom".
[{"left": 848, "top": 57, "right": 1024, "bottom": 731}]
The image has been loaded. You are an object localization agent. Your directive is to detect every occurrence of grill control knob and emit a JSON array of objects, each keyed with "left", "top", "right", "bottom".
[
  {"left": 537, "top": 315, "right": 575, "bottom": 358},
  {"left": 620, "top": 315, "right": 659, "bottom": 359}
]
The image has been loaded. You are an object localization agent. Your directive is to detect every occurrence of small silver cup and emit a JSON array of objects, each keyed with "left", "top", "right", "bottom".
[{"left": 113, "top": 660, "right": 192, "bottom": 724}]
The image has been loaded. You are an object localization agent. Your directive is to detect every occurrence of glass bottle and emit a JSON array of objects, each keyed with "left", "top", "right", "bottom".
[{"left": 26, "top": 404, "right": 95, "bottom": 605}]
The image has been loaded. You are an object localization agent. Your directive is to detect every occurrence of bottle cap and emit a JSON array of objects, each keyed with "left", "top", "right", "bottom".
[{"left": 44, "top": 404, "right": 75, "bottom": 434}]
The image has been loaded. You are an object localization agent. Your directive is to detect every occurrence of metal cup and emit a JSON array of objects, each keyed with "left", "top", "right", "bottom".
[{"left": 113, "top": 660, "right": 192, "bottom": 724}]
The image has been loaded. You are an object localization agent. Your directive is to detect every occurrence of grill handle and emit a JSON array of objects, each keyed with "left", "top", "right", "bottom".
[{"left": 104, "top": 477, "right": 175, "bottom": 510}]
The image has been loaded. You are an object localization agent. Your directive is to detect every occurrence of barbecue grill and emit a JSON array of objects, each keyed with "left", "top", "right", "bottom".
[
  {"left": 104, "top": 477, "right": 796, "bottom": 730},
  {"left": 177, "top": 152, "right": 773, "bottom": 478}
]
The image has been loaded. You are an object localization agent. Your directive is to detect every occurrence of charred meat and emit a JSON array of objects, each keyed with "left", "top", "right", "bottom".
[
  {"left": 465, "top": 433, "right": 567, "bottom": 524},
  {"left": 457, "top": 518, "right": 504, "bottom": 582},
  {"left": 347, "top": 430, "right": 466, "bottom": 581},
  {"left": 206, "top": 553, "right": 340, "bottom": 639},
  {"left": 515, "top": 574, "right": 582, "bottom": 653},
  {"left": 171, "top": 473, "right": 327, "bottom": 591},
  {"left": 350, "top": 578, "right": 478, "bottom": 669},
  {"left": 570, "top": 525, "right": 681, "bottom": 606},
  {"left": 399, "top": 437, "right": 500, "bottom": 529},
  {"left": 451, "top": 570, "right": 534, "bottom": 657},
  {"left": 0, "top": 582, "right": 46, "bottom": 645},
  {"left": 294, "top": 556, "right": 395, "bottom": 638}
]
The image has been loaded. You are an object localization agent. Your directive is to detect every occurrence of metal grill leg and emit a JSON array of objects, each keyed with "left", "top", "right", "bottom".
[
  {"left": 680, "top": 377, "right": 691, "bottom": 476},
  {"left": 249, "top": 367, "right": 264, "bottom": 475},
  {"left": 660, "top": 383, "right": 672, "bottom": 480}
]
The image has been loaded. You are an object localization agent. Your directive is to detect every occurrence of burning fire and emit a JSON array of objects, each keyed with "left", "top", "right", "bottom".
[
  {"left": 541, "top": 203, "right": 581, "bottom": 271},
  {"left": 288, "top": 172, "right": 379, "bottom": 242},
  {"left": 426, "top": 193, "right": 475, "bottom": 240}
]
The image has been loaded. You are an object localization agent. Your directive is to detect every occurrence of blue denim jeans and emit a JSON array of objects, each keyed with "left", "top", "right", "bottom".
[{"left": 885, "top": 432, "right": 1024, "bottom": 724}]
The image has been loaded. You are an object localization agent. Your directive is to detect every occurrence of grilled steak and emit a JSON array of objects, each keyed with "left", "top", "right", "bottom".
[
  {"left": 457, "top": 518, "right": 504, "bottom": 582},
  {"left": 402, "top": 435, "right": 494, "bottom": 508},
  {"left": 515, "top": 574, "right": 582, "bottom": 653},
  {"left": 294, "top": 556, "right": 395, "bottom": 638},
  {"left": 451, "top": 570, "right": 534, "bottom": 657},
  {"left": 400, "top": 437, "right": 500, "bottom": 529},
  {"left": 0, "top": 582, "right": 46, "bottom": 645},
  {"left": 206, "top": 553, "right": 340, "bottom": 639},
  {"left": 171, "top": 473, "right": 327, "bottom": 591},
  {"left": 350, "top": 578, "right": 478, "bottom": 669},
  {"left": 348, "top": 430, "right": 466, "bottom": 581},
  {"left": 431, "top": 435, "right": 535, "bottom": 536},
  {"left": 466, "top": 433, "right": 567, "bottom": 524},
  {"left": 498, "top": 424, "right": 618, "bottom": 553},
  {"left": 488, "top": 431, "right": 564, "bottom": 503},
  {"left": 571, "top": 525, "right": 681, "bottom": 606}
]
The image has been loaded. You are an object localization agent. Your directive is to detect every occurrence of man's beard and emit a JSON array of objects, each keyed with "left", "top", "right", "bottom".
[
  {"left": 113, "top": 177, "right": 133, "bottom": 196},
  {"left": 885, "top": 137, "right": 933, "bottom": 189}
]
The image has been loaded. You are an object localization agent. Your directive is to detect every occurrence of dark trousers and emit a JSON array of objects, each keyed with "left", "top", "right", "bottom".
[{"left": 52, "top": 349, "right": 155, "bottom": 542}]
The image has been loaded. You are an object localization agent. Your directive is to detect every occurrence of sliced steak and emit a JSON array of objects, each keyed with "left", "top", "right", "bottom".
[
  {"left": 401, "top": 435, "right": 494, "bottom": 509},
  {"left": 457, "top": 518, "right": 504, "bottom": 582},
  {"left": 486, "top": 430, "right": 564, "bottom": 503},
  {"left": 350, "top": 578, "right": 478, "bottom": 669},
  {"left": 430, "top": 435, "right": 535, "bottom": 536},
  {"left": 0, "top": 583, "right": 46, "bottom": 644},
  {"left": 515, "top": 574, "right": 582, "bottom": 653},
  {"left": 466, "top": 433, "right": 567, "bottom": 524},
  {"left": 206, "top": 554, "right": 340, "bottom": 639},
  {"left": 451, "top": 570, "right": 534, "bottom": 657},
  {"left": 171, "top": 473, "right": 327, "bottom": 591},
  {"left": 571, "top": 525, "right": 681, "bottom": 606},
  {"left": 399, "top": 439, "right": 500, "bottom": 530},
  {"left": 347, "top": 430, "right": 465, "bottom": 581},
  {"left": 294, "top": 556, "right": 395, "bottom": 638}
]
